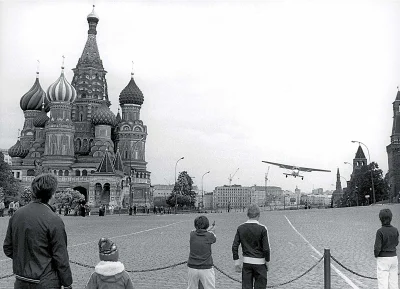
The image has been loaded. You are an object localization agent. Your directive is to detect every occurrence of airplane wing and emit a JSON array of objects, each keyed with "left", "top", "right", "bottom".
[
  {"left": 262, "top": 161, "right": 295, "bottom": 170},
  {"left": 297, "top": 166, "right": 331, "bottom": 173}
]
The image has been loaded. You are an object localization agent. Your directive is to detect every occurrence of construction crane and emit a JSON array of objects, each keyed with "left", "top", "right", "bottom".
[{"left": 228, "top": 168, "right": 239, "bottom": 186}]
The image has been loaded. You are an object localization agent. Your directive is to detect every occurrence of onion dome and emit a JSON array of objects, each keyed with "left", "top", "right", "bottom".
[
  {"left": 92, "top": 102, "right": 116, "bottom": 126},
  {"left": 20, "top": 72, "right": 50, "bottom": 112},
  {"left": 8, "top": 140, "right": 29, "bottom": 158},
  {"left": 87, "top": 5, "right": 99, "bottom": 22},
  {"left": 33, "top": 106, "right": 49, "bottom": 128},
  {"left": 119, "top": 73, "right": 144, "bottom": 105},
  {"left": 47, "top": 66, "right": 77, "bottom": 103}
]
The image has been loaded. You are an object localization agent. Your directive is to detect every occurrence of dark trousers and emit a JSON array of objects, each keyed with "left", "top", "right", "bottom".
[{"left": 242, "top": 263, "right": 268, "bottom": 289}]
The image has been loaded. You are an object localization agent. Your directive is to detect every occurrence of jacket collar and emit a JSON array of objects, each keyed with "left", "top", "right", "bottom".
[
  {"left": 245, "top": 219, "right": 260, "bottom": 224},
  {"left": 33, "top": 200, "right": 56, "bottom": 212},
  {"left": 95, "top": 261, "right": 125, "bottom": 276}
]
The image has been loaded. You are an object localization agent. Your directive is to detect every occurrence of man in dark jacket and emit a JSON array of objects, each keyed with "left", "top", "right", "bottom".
[
  {"left": 3, "top": 173, "right": 73, "bottom": 289},
  {"left": 232, "top": 204, "right": 270, "bottom": 289}
]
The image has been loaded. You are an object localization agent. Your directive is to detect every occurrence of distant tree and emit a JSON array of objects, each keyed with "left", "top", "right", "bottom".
[
  {"left": 166, "top": 171, "right": 196, "bottom": 208},
  {"left": 54, "top": 188, "right": 85, "bottom": 209},
  {"left": 0, "top": 152, "right": 22, "bottom": 205},
  {"left": 340, "top": 162, "right": 389, "bottom": 206}
]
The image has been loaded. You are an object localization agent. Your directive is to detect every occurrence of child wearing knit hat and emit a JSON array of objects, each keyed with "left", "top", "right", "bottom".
[{"left": 85, "top": 238, "right": 134, "bottom": 289}]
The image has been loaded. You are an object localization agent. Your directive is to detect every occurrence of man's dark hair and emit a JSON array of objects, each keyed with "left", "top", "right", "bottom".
[
  {"left": 31, "top": 173, "right": 58, "bottom": 204},
  {"left": 194, "top": 215, "right": 209, "bottom": 230},
  {"left": 379, "top": 209, "right": 392, "bottom": 226}
]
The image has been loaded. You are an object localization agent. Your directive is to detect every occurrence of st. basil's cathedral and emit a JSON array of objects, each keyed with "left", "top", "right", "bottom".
[{"left": 7, "top": 6, "right": 151, "bottom": 208}]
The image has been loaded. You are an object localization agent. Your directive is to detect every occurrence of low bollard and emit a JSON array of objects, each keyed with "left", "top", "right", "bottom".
[{"left": 324, "top": 248, "right": 331, "bottom": 289}]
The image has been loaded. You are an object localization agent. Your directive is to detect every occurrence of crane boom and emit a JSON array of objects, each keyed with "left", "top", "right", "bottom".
[{"left": 228, "top": 168, "right": 239, "bottom": 186}]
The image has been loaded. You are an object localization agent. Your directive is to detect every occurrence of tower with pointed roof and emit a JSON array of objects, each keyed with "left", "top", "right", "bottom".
[
  {"left": 386, "top": 89, "right": 400, "bottom": 202},
  {"left": 353, "top": 145, "right": 367, "bottom": 172},
  {"left": 332, "top": 168, "right": 343, "bottom": 206},
  {"left": 71, "top": 5, "right": 111, "bottom": 157}
]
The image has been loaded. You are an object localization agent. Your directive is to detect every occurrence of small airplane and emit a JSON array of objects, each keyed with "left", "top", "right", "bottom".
[{"left": 262, "top": 160, "right": 331, "bottom": 180}]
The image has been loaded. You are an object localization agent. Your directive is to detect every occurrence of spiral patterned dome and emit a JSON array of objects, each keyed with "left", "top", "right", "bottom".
[
  {"left": 20, "top": 73, "right": 50, "bottom": 112},
  {"left": 33, "top": 107, "right": 49, "bottom": 128},
  {"left": 47, "top": 69, "right": 77, "bottom": 103},
  {"left": 8, "top": 140, "right": 29, "bottom": 158},
  {"left": 119, "top": 74, "right": 144, "bottom": 105},
  {"left": 92, "top": 102, "right": 116, "bottom": 126}
]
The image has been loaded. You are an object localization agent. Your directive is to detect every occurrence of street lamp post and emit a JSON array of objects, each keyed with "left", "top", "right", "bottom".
[
  {"left": 174, "top": 157, "right": 184, "bottom": 213},
  {"left": 351, "top": 140, "right": 376, "bottom": 204},
  {"left": 201, "top": 171, "right": 210, "bottom": 211}
]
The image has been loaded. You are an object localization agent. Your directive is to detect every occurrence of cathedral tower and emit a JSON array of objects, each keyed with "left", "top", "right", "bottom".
[
  {"left": 71, "top": 5, "right": 109, "bottom": 156},
  {"left": 19, "top": 70, "right": 49, "bottom": 151},
  {"left": 43, "top": 63, "right": 77, "bottom": 167},
  {"left": 386, "top": 90, "right": 400, "bottom": 202}
]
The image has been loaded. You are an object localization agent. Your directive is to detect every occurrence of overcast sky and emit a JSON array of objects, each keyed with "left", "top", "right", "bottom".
[{"left": 0, "top": 0, "right": 399, "bottom": 193}]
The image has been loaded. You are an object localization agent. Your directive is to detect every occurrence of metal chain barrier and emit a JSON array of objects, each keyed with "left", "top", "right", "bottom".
[
  {"left": 266, "top": 256, "right": 324, "bottom": 288},
  {"left": 331, "top": 255, "right": 400, "bottom": 279},
  {"left": 125, "top": 260, "right": 188, "bottom": 273}
]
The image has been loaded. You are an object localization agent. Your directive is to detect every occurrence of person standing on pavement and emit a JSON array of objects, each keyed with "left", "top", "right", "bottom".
[
  {"left": 232, "top": 204, "right": 270, "bottom": 289},
  {"left": 3, "top": 173, "right": 73, "bottom": 289},
  {"left": 374, "top": 208, "right": 399, "bottom": 289},
  {"left": 187, "top": 216, "right": 216, "bottom": 289}
]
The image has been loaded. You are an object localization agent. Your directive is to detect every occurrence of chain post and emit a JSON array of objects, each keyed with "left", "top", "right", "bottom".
[{"left": 324, "top": 248, "right": 331, "bottom": 289}]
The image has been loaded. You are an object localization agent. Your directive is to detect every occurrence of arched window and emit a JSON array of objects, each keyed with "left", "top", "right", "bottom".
[
  {"left": 75, "top": 170, "right": 81, "bottom": 176},
  {"left": 58, "top": 170, "right": 63, "bottom": 176},
  {"left": 27, "top": 169, "right": 35, "bottom": 176},
  {"left": 82, "top": 170, "right": 88, "bottom": 176},
  {"left": 54, "top": 170, "right": 57, "bottom": 175},
  {"left": 64, "top": 170, "right": 69, "bottom": 176},
  {"left": 80, "top": 113, "right": 83, "bottom": 122}
]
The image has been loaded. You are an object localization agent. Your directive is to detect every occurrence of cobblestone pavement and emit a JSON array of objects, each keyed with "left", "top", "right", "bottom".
[{"left": 0, "top": 204, "right": 399, "bottom": 288}]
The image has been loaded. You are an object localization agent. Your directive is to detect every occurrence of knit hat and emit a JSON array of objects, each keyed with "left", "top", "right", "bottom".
[{"left": 98, "top": 238, "right": 119, "bottom": 262}]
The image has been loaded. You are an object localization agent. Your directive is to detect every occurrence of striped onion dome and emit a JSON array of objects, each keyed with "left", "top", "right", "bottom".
[
  {"left": 33, "top": 106, "right": 49, "bottom": 128},
  {"left": 20, "top": 72, "right": 50, "bottom": 112},
  {"left": 119, "top": 73, "right": 144, "bottom": 105},
  {"left": 87, "top": 5, "right": 99, "bottom": 22},
  {"left": 92, "top": 102, "right": 116, "bottom": 126},
  {"left": 47, "top": 68, "right": 77, "bottom": 103},
  {"left": 8, "top": 140, "right": 29, "bottom": 158}
]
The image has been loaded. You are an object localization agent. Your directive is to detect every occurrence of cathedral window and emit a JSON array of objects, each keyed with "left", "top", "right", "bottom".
[
  {"left": 79, "top": 113, "right": 84, "bottom": 122},
  {"left": 75, "top": 170, "right": 81, "bottom": 176},
  {"left": 27, "top": 169, "right": 35, "bottom": 176},
  {"left": 58, "top": 170, "right": 63, "bottom": 176},
  {"left": 82, "top": 170, "right": 88, "bottom": 176},
  {"left": 64, "top": 170, "right": 69, "bottom": 176},
  {"left": 125, "top": 151, "right": 128, "bottom": 159}
]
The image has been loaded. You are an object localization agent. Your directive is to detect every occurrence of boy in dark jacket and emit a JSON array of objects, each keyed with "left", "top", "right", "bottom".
[
  {"left": 3, "top": 173, "right": 73, "bottom": 289},
  {"left": 86, "top": 238, "right": 134, "bottom": 289},
  {"left": 232, "top": 204, "right": 270, "bottom": 289},
  {"left": 187, "top": 215, "right": 216, "bottom": 289},
  {"left": 374, "top": 208, "right": 399, "bottom": 289}
]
